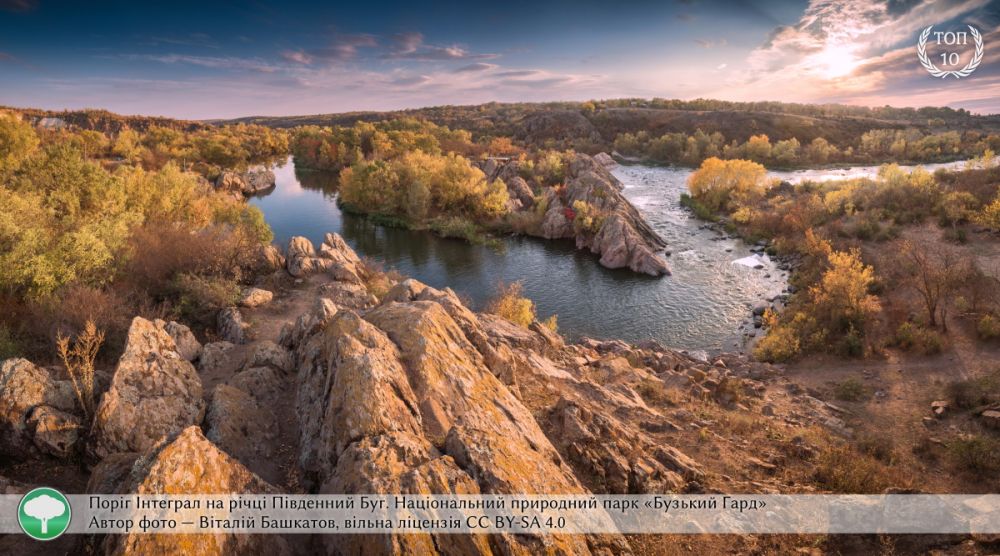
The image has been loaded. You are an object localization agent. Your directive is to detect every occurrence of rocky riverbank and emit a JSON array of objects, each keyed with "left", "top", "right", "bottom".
[{"left": 1, "top": 232, "right": 948, "bottom": 555}]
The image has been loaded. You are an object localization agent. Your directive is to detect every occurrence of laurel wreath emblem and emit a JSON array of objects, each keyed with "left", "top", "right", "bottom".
[{"left": 918, "top": 25, "right": 983, "bottom": 78}]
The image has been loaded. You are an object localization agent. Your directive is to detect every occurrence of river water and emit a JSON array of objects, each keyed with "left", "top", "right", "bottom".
[{"left": 250, "top": 158, "right": 969, "bottom": 354}]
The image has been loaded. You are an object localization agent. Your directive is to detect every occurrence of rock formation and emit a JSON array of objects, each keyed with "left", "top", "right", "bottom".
[
  {"left": 89, "top": 317, "right": 205, "bottom": 460},
  {"left": 484, "top": 153, "right": 669, "bottom": 275},
  {"left": 215, "top": 166, "right": 276, "bottom": 197}
]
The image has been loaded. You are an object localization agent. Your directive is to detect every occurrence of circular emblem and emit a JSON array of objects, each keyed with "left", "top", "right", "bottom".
[
  {"left": 17, "top": 487, "right": 71, "bottom": 541},
  {"left": 917, "top": 25, "right": 983, "bottom": 78}
]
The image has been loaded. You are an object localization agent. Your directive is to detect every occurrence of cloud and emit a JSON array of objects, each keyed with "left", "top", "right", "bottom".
[
  {"left": 384, "top": 31, "right": 498, "bottom": 61},
  {"left": 495, "top": 69, "right": 541, "bottom": 78},
  {"left": 453, "top": 62, "right": 497, "bottom": 73},
  {"left": 281, "top": 50, "right": 313, "bottom": 65},
  {"left": 0, "top": 52, "right": 14, "bottom": 62},
  {"left": 144, "top": 33, "right": 218, "bottom": 49},
  {"left": 0, "top": 0, "right": 36, "bottom": 12},
  {"left": 388, "top": 74, "right": 432, "bottom": 87},
  {"left": 128, "top": 54, "right": 285, "bottom": 73},
  {"left": 676, "top": 12, "right": 694, "bottom": 22},
  {"left": 735, "top": 0, "right": 993, "bottom": 97},
  {"left": 306, "top": 34, "right": 379, "bottom": 63},
  {"left": 694, "top": 38, "right": 727, "bottom": 48}
]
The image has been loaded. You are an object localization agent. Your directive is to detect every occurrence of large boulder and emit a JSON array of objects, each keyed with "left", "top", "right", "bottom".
[
  {"left": 238, "top": 287, "right": 273, "bottom": 308},
  {"left": 89, "top": 318, "right": 205, "bottom": 460},
  {"left": 96, "top": 426, "right": 290, "bottom": 556},
  {"left": 0, "top": 358, "right": 80, "bottom": 459},
  {"left": 505, "top": 176, "right": 535, "bottom": 208}
]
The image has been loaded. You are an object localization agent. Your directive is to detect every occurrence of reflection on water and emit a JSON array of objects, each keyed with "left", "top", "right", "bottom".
[{"left": 251, "top": 158, "right": 965, "bottom": 353}]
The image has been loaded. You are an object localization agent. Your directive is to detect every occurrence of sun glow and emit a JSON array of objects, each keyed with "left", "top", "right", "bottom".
[{"left": 813, "top": 46, "right": 859, "bottom": 79}]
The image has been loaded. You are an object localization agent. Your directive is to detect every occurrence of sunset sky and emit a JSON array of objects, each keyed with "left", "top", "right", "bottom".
[{"left": 1, "top": 0, "right": 998, "bottom": 119}]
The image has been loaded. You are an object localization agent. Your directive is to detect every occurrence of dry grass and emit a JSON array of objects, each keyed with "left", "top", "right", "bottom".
[{"left": 56, "top": 320, "right": 105, "bottom": 422}]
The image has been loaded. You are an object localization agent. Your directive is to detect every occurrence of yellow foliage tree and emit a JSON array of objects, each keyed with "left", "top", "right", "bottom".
[{"left": 687, "top": 157, "right": 770, "bottom": 212}]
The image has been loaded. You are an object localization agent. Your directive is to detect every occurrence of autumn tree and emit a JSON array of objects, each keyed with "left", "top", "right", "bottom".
[{"left": 687, "top": 157, "right": 770, "bottom": 212}]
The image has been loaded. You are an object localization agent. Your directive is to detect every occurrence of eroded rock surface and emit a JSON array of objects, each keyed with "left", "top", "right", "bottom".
[
  {"left": 90, "top": 317, "right": 205, "bottom": 460},
  {"left": 94, "top": 426, "right": 290, "bottom": 556}
]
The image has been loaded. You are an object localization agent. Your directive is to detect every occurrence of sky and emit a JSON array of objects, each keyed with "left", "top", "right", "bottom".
[{"left": 0, "top": 0, "right": 998, "bottom": 119}]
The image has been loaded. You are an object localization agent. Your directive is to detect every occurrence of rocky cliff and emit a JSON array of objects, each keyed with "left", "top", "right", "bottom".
[{"left": 0, "top": 233, "right": 864, "bottom": 555}]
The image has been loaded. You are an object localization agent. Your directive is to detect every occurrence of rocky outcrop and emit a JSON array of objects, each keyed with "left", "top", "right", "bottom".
[
  {"left": 205, "top": 384, "right": 278, "bottom": 470},
  {"left": 89, "top": 317, "right": 205, "bottom": 460},
  {"left": 218, "top": 307, "right": 250, "bottom": 344},
  {"left": 215, "top": 167, "right": 276, "bottom": 197},
  {"left": 159, "top": 320, "right": 202, "bottom": 362},
  {"left": 291, "top": 271, "right": 628, "bottom": 553},
  {"left": 594, "top": 151, "right": 617, "bottom": 167},
  {"left": 484, "top": 153, "right": 668, "bottom": 275},
  {"left": 286, "top": 233, "right": 363, "bottom": 282},
  {"left": 94, "top": 426, "right": 290, "bottom": 556},
  {"left": 538, "top": 154, "right": 669, "bottom": 275},
  {"left": 0, "top": 358, "right": 81, "bottom": 459}
]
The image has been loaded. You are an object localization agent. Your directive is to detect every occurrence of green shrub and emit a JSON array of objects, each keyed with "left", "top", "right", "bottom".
[
  {"left": 172, "top": 273, "right": 240, "bottom": 325},
  {"left": 978, "top": 314, "right": 1000, "bottom": 340},
  {"left": 894, "top": 322, "right": 944, "bottom": 354},
  {"left": 429, "top": 216, "right": 484, "bottom": 243},
  {"left": 947, "top": 371, "right": 1000, "bottom": 409},
  {"left": 949, "top": 436, "right": 1000, "bottom": 476},
  {"left": 833, "top": 378, "right": 868, "bottom": 402},
  {"left": 679, "top": 193, "right": 717, "bottom": 221},
  {"left": 0, "top": 325, "right": 20, "bottom": 360}
]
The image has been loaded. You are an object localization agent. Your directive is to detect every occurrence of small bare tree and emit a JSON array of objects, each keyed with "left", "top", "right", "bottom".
[
  {"left": 890, "top": 240, "right": 972, "bottom": 331},
  {"left": 56, "top": 320, "right": 104, "bottom": 421}
]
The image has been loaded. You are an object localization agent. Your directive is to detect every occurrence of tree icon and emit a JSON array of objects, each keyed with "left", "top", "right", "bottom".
[
  {"left": 17, "top": 487, "right": 71, "bottom": 541},
  {"left": 24, "top": 494, "right": 66, "bottom": 534}
]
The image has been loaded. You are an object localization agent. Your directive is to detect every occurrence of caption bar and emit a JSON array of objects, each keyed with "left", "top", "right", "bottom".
[{"left": 3, "top": 494, "right": 999, "bottom": 535}]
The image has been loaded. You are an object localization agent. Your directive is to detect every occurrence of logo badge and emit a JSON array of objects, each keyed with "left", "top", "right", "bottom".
[
  {"left": 17, "top": 487, "right": 71, "bottom": 541},
  {"left": 918, "top": 25, "right": 984, "bottom": 78}
]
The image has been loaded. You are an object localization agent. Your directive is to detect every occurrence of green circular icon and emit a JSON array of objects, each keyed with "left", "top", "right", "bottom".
[{"left": 17, "top": 487, "right": 71, "bottom": 541}]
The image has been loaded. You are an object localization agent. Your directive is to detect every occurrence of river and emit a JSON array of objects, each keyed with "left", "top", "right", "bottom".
[{"left": 250, "top": 158, "right": 970, "bottom": 354}]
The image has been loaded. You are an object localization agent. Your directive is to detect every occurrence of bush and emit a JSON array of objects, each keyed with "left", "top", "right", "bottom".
[
  {"left": 894, "top": 322, "right": 944, "bottom": 354},
  {"left": 0, "top": 325, "right": 20, "bottom": 360},
  {"left": 754, "top": 324, "right": 800, "bottom": 363},
  {"left": 429, "top": 216, "right": 485, "bottom": 243},
  {"left": 833, "top": 378, "right": 868, "bottom": 402},
  {"left": 679, "top": 193, "right": 717, "bottom": 221},
  {"left": 978, "top": 314, "right": 1000, "bottom": 340},
  {"left": 814, "top": 444, "right": 890, "bottom": 493},
  {"left": 949, "top": 436, "right": 1000, "bottom": 476},
  {"left": 856, "top": 433, "right": 895, "bottom": 463},
  {"left": 485, "top": 281, "right": 536, "bottom": 327},
  {"left": 947, "top": 371, "right": 1000, "bottom": 409},
  {"left": 172, "top": 273, "right": 240, "bottom": 325}
]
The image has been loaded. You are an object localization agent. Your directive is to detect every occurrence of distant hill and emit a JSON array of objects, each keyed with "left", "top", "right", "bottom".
[
  {"left": 1, "top": 106, "right": 207, "bottom": 134},
  {"left": 219, "top": 99, "right": 1000, "bottom": 150}
]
